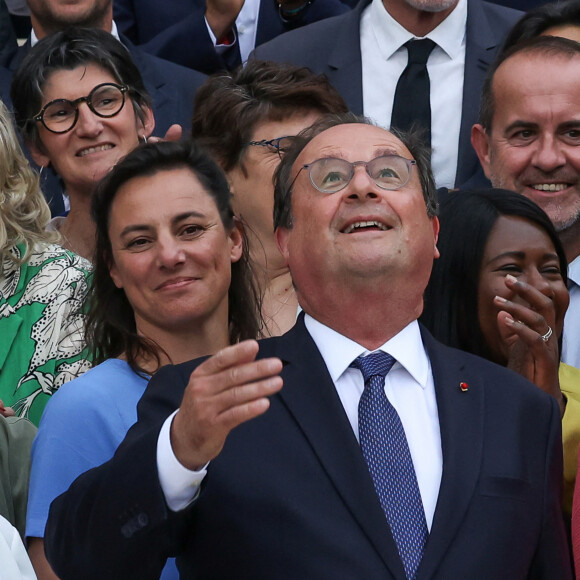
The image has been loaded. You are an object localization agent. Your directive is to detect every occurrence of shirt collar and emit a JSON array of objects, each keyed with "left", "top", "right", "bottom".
[
  {"left": 369, "top": 0, "right": 466, "bottom": 61},
  {"left": 31, "top": 20, "right": 120, "bottom": 47},
  {"left": 568, "top": 255, "right": 580, "bottom": 287},
  {"left": 304, "top": 314, "right": 430, "bottom": 389}
]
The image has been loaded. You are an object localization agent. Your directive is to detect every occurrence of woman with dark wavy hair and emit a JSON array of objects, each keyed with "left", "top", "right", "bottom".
[{"left": 26, "top": 140, "right": 261, "bottom": 580}]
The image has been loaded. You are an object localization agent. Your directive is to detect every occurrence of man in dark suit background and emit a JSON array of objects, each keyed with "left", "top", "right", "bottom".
[
  {"left": 44, "top": 115, "right": 570, "bottom": 579},
  {"left": 253, "top": 0, "right": 521, "bottom": 190},
  {"left": 4, "top": 0, "right": 206, "bottom": 215},
  {"left": 114, "top": 0, "right": 349, "bottom": 74}
]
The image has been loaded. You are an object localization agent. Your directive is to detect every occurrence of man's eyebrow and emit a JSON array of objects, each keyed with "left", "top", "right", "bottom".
[
  {"left": 374, "top": 147, "right": 402, "bottom": 157},
  {"left": 503, "top": 120, "right": 538, "bottom": 134},
  {"left": 558, "top": 120, "right": 580, "bottom": 132},
  {"left": 312, "top": 147, "right": 402, "bottom": 160}
]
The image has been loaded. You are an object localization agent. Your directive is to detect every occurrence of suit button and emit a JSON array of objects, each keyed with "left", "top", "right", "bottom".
[{"left": 120, "top": 513, "right": 149, "bottom": 538}]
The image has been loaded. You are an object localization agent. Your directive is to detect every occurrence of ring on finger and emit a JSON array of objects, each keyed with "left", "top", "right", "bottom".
[{"left": 540, "top": 326, "right": 553, "bottom": 342}]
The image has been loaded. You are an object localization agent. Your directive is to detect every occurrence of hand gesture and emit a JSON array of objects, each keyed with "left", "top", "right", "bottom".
[
  {"left": 147, "top": 124, "right": 183, "bottom": 145},
  {"left": 170, "top": 340, "right": 283, "bottom": 470},
  {"left": 494, "top": 274, "right": 563, "bottom": 412}
]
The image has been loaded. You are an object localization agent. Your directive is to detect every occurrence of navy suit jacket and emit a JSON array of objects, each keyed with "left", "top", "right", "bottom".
[
  {"left": 253, "top": 0, "right": 521, "bottom": 188},
  {"left": 114, "top": 0, "right": 349, "bottom": 74},
  {"left": 44, "top": 317, "right": 571, "bottom": 579},
  {"left": 3, "top": 34, "right": 206, "bottom": 215}
]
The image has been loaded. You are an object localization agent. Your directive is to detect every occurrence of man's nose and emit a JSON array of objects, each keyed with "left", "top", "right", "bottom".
[
  {"left": 532, "top": 135, "right": 566, "bottom": 173},
  {"left": 344, "top": 165, "right": 380, "bottom": 200}
]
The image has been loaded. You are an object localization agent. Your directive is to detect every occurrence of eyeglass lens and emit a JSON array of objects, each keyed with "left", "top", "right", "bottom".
[
  {"left": 41, "top": 84, "right": 126, "bottom": 133},
  {"left": 308, "top": 156, "right": 413, "bottom": 193}
]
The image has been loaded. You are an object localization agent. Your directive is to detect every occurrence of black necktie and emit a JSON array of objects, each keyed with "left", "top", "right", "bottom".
[{"left": 390, "top": 39, "right": 436, "bottom": 149}]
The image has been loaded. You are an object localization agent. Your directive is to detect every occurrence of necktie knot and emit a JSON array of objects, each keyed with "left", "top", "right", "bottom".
[
  {"left": 350, "top": 351, "right": 396, "bottom": 383},
  {"left": 405, "top": 38, "right": 436, "bottom": 65}
]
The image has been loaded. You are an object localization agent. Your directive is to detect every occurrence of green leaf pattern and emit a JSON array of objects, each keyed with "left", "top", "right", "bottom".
[{"left": 0, "top": 243, "right": 92, "bottom": 425}]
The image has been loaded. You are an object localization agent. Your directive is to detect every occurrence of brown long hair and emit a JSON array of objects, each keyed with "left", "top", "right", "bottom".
[{"left": 86, "top": 140, "right": 262, "bottom": 376}]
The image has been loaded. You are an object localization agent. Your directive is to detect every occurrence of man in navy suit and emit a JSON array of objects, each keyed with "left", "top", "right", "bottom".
[
  {"left": 114, "top": 0, "right": 349, "bottom": 74},
  {"left": 44, "top": 117, "right": 570, "bottom": 579},
  {"left": 253, "top": 0, "right": 521, "bottom": 190}
]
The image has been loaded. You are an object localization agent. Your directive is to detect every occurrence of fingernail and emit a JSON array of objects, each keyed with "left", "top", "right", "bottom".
[
  {"left": 494, "top": 295, "right": 507, "bottom": 303},
  {"left": 505, "top": 274, "right": 517, "bottom": 283},
  {"left": 505, "top": 314, "right": 515, "bottom": 325}
]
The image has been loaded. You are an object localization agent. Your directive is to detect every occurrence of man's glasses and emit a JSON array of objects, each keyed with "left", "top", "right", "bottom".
[
  {"left": 293, "top": 155, "right": 417, "bottom": 193},
  {"left": 32, "top": 83, "right": 129, "bottom": 134},
  {"left": 247, "top": 136, "right": 294, "bottom": 159}
]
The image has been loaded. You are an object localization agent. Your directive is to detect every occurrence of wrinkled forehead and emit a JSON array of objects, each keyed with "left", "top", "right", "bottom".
[{"left": 295, "top": 123, "right": 414, "bottom": 167}]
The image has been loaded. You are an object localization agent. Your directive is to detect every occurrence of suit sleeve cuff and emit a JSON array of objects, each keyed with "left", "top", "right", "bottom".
[
  {"left": 156, "top": 411, "right": 208, "bottom": 512},
  {"left": 204, "top": 17, "right": 237, "bottom": 53}
]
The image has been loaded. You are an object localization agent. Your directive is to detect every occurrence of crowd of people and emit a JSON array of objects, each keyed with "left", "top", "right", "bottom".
[{"left": 0, "top": 0, "right": 579, "bottom": 578}]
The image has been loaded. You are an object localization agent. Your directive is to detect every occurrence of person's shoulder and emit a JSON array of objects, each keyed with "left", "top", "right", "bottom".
[
  {"left": 38, "top": 360, "right": 146, "bottom": 439},
  {"left": 0, "top": 415, "right": 36, "bottom": 448},
  {"left": 123, "top": 36, "right": 207, "bottom": 88},
  {"left": 472, "top": 0, "right": 523, "bottom": 26},
  {"left": 28, "top": 242, "right": 92, "bottom": 274},
  {"left": 560, "top": 363, "right": 580, "bottom": 399},
  {"left": 253, "top": 3, "right": 358, "bottom": 61},
  {"left": 45, "top": 360, "right": 141, "bottom": 411}
]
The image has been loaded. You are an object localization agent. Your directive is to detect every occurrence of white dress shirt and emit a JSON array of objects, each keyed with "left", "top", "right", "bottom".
[
  {"left": 360, "top": 0, "right": 466, "bottom": 188},
  {"left": 563, "top": 255, "right": 580, "bottom": 368},
  {"left": 305, "top": 315, "right": 442, "bottom": 530},
  {"left": 157, "top": 316, "right": 442, "bottom": 530}
]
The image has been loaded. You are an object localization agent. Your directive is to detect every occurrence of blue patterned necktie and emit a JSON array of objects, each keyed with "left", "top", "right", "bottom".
[{"left": 351, "top": 352, "right": 428, "bottom": 580}]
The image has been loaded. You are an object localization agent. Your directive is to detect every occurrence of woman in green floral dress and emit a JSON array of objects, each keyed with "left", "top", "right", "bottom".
[{"left": 0, "top": 99, "right": 91, "bottom": 425}]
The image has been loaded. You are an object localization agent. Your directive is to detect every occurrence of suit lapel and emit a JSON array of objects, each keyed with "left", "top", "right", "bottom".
[
  {"left": 456, "top": 0, "right": 504, "bottom": 185},
  {"left": 273, "top": 317, "right": 406, "bottom": 579},
  {"left": 326, "top": 0, "right": 370, "bottom": 114},
  {"left": 416, "top": 330, "right": 484, "bottom": 579}
]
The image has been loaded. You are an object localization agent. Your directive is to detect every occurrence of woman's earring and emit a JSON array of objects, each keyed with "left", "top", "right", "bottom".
[{"left": 140, "top": 134, "right": 148, "bottom": 144}]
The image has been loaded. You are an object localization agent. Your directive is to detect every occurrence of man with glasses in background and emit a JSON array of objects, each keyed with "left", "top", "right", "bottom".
[{"left": 192, "top": 60, "right": 347, "bottom": 336}]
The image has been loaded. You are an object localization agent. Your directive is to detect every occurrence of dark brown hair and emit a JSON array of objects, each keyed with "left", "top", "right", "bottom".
[
  {"left": 191, "top": 59, "right": 348, "bottom": 173},
  {"left": 86, "top": 140, "right": 262, "bottom": 375}
]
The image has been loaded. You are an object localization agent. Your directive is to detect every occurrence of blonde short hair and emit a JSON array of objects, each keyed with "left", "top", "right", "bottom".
[{"left": 0, "top": 99, "right": 57, "bottom": 265}]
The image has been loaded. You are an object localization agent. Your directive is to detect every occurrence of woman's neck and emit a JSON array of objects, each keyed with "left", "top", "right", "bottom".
[
  {"left": 135, "top": 312, "right": 232, "bottom": 374},
  {"left": 58, "top": 194, "right": 96, "bottom": 261}
]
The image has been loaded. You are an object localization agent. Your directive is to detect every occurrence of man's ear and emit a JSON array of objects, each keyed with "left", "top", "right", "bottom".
[
  {"left": 275, "top": 227, "right": 290, "bottom": 266},
  {"left": 431, "top": 216, "right": 440, "bottom": 260},
  {"left": 471, "top": 124, "right": 492, "bottom": 179}
]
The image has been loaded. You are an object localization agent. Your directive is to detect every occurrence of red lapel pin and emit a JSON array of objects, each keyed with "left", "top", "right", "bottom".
[{"left": 459, "top": 382, "right": 469, "bottom": 392}]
